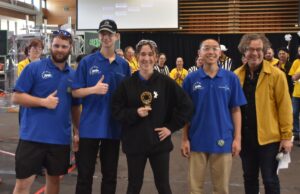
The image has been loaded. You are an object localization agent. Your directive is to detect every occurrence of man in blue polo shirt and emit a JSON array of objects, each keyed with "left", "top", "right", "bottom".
[
  {"left": 72, "top": 19, "right": 130, "bottom": 194},
  {"left": 181, "top": 39, "right": 247, "bottom": 194},
  {"left": 12, "top": 30, "right": 80, "bottom": 194}
]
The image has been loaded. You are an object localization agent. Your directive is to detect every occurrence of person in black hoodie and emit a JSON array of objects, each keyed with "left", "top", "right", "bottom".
[{"left": 112, "top": 39, "right": 193, "bottom": 194}]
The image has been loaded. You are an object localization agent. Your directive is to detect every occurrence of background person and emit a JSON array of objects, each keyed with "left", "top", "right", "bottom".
[
  {"left": 17, "top": 38, "right": 44, "bottom": 77},
  {"left": 169, "top": 57, "right": 188, "bottom": 86},
  {"left": 154, "top": 53, "right": 170, "bottom": 76}
]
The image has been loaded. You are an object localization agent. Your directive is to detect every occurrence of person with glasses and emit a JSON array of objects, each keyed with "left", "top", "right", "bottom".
[
  {"left": 72, "top": 19, "right": 130, "bottom": 194},
  {"left": 181, "top": 39, "right": 246, "bottom": 194},
  {"left": 112, "top": 39, "right": 193, "bottom": 194},
  {"left": 234, "top": 34, "right": 293, "bottom": 194},
  {"left": 12, "top": 30, "right": 81, "bottom": 194},
  {"left": 17, "top": 38, "right": 44, "bottom": 77}
]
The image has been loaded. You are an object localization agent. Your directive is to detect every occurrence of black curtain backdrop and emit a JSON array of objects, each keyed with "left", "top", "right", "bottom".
[{"left": 120, "top": 32, "right": 299, "bottom": 71}]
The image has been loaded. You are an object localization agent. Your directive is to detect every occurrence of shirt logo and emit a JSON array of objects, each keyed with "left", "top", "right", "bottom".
[
  {"left": 89, "top": 66, "right": 101, "bottom": 75},
  {"left": 41, "top": 71, "right": 53, "bottom": 79},
  {"left": 193, "top": 82, "right": 203, "bottom": 91},
  {"left": 218, "top": 85, "right": 230, "bottom": 91}
]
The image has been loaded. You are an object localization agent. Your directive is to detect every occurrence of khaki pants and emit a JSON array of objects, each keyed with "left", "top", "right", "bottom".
[{"left": 189, "top": 152, "right": 232, "bottom": 194}]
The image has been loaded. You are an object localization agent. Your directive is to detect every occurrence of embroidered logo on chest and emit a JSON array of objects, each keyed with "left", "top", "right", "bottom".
[
  {"left": 41, "top": 71, "right": 53, "bottom": 79},
  {"left": 89, "top": 66, "right": 101, "bottom": 75},
  {"left": 193, "top": 82, "right": 204, "bottom": 91}
]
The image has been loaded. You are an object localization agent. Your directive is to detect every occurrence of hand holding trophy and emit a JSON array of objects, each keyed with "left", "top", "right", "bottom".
[{"left": 137, "top": 91, "right": 153, "bottom": 117}]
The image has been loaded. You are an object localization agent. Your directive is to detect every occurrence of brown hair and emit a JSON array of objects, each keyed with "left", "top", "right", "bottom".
[
  {"left": 135, "top": 40, "right": 158, "bottom": 55},
  {"left": 28, "top": 38, "right": 44, "bottom": 50},
  {"left": 238, "top": 33, "right": 271, "bottom": 54}
]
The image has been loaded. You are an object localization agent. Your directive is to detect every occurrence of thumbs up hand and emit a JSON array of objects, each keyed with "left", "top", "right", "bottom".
[
  {"left": 93, "top": 75, "right": 109, "bottom": 95},
  {"left": 42, "top": 90, "right": 59, "bottom": 109}
]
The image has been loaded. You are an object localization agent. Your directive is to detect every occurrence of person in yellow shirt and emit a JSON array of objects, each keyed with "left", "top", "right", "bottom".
[
  {"left": 125, "top": 46, "right": 139, "bottom": 74},
  {"left": 17, "top": 38, "right": 44, "bottom": 76},
  {"left": 264, "top": 47, "right": 279, "bottom": 66},
  {"left": 169, "top": 57, "right": 188, "bottom": 86},
  {"left": 288, "top": 45, "right": 300, "bottom": 141}
]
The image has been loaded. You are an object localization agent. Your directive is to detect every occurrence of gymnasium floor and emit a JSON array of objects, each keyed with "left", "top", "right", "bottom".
[{"left": 1, "top": 111, "right": 300, "bottom": 194}]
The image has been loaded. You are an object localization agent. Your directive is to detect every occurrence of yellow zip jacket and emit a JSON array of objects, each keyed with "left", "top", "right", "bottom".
[{"left": 234, "top": 61, "right": 292, "bottom": 145}]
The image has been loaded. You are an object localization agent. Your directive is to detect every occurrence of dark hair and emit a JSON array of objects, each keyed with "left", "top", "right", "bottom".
[
  {"left": 159, "top": 53, "right": 167, "bottom": 59},
  {"left": 238, "top": 33, "right": 271, "bottom": 54},
  {"left": 90, "top": 47, "right": 99, "bottom": 54},
  {"left": 199, "top": 38, "right": 219, "bottom": 49},
  {"left": 24, "top": 46, "right": 29, "bottom": 56},
  {"left": 76, "top": 54, "right": 86, "bottom": 63},
  {"left": 277, "top": 47, "right": 289, "bottom": 54}
]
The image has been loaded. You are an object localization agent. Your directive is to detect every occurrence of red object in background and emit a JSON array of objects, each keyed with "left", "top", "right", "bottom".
[{"left": 0, "top": 63, "right": 4, "bottom": 71}]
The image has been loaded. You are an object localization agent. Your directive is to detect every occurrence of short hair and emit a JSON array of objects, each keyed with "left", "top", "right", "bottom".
[
  {"left": 199, "top": 38, "right": 219, "bottom": 49},
  {"left": 51, "top": 30, "right": 73, "bottom": 45},
  {"left": 124, "top": 46, "right": 134, "bottom": 53},
  {"left": 238, "top": 33, "right": 271, "bottom": 54},
  {"left": 277, "top": 47, "right": 289, "bottom": 54}
]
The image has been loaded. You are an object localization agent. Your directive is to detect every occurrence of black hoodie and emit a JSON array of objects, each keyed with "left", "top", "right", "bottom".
[{"left": 112, "top": 71, "right": 193, "bottom": 154}]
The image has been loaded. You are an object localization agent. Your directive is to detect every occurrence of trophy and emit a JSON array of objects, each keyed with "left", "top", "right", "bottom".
[{"left": 140, "top": 91, "right": 152, "bottom": 108}]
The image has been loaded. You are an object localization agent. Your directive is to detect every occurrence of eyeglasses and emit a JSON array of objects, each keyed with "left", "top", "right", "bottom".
[
  {"left": 31, "top": 46, "right": 43, "bottom": 51},
  {"left": 200, "top": 47, "right": 220, "bottom": 52},
  {"left": 136, "top": 39, "right": 158, "bottom": 49},
  {"left": 246, "top": 47, "right": 263, "bottom": 53},
  {"left": 52, "top": 30, "right": 72, "bottom": 37}
]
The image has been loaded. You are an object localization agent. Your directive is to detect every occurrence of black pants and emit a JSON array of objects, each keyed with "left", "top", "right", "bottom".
[
  {"left": 240, "top": 141, "right": 280, "bottom": 194},
  {"left": 126, "top": 151, "right": 172, "bottom": 194},
  {"left": 75, "top": 138, "right": 120, "bottom": 194}
]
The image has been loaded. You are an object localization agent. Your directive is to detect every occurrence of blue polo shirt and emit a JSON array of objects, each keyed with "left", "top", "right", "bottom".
[
  {"left": 183, "top": 68, "right": 247, "bottom": 153},
  {"left": 14, "top": 57, "right": 80, "bottom": 145},
  {"left": 72, "top": 51, "right": 130, "bottom": 139}
]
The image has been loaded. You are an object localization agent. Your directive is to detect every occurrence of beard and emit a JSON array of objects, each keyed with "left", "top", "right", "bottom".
[{"left": 51, "top": 49, "right": 71, "bottom": 63}]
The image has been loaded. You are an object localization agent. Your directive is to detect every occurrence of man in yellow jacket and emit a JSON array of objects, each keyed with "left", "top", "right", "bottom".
[{"left": 234, "top": 33, "right": 293, "bottom": 194}]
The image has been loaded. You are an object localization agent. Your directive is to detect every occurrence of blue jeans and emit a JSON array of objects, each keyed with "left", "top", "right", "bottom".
[
  {"left": 240, "top": 142, "right": 280, "bottom": 194},
  {"left": 75, "top": 138, "right": 120, "bottom": 194},
  {"left": 292, "top": 97, "right": 300, "bottom": 136}
]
